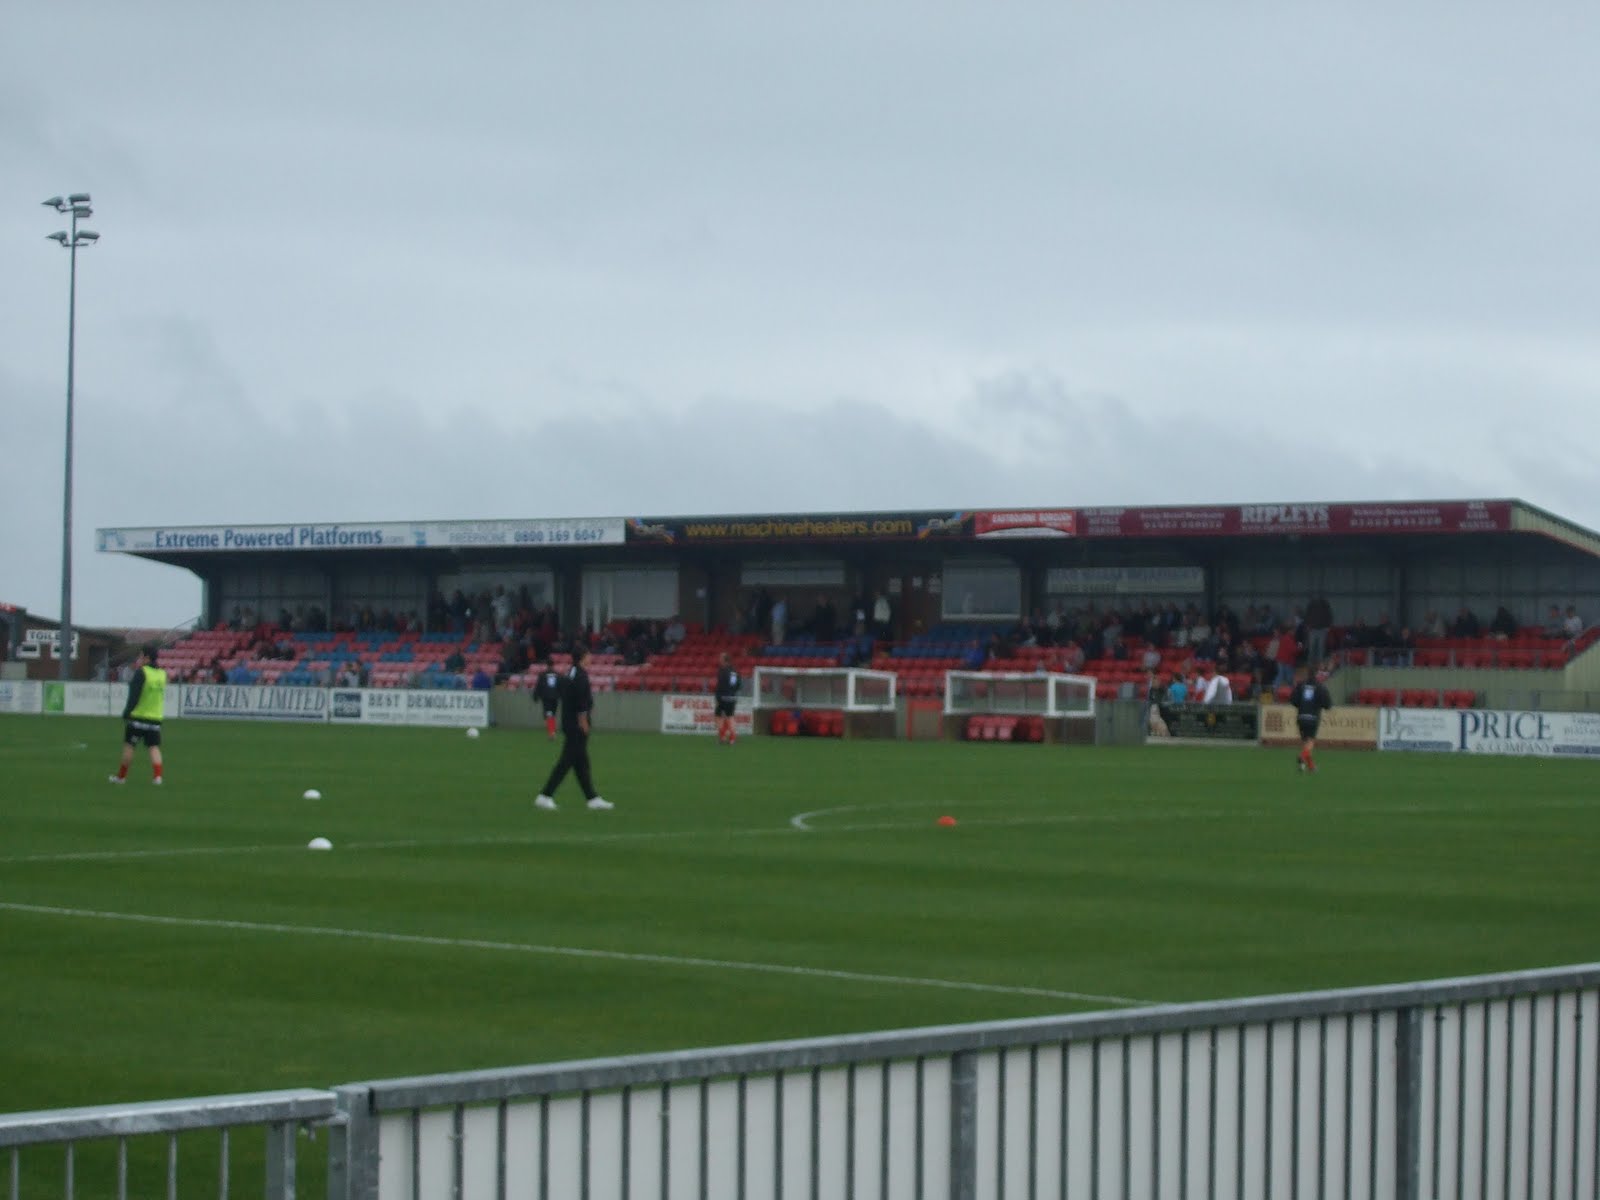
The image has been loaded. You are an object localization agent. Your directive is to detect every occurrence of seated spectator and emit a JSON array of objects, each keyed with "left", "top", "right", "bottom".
[
  {"left": 1422, "top": 610, "right": 1447, "bottom": 639},
  {"left": 663, "top": 615, "right": 687, "bottom": 650},
  {"left": 1062, "top": 641, "right": 1086, "bottom": 673},
  {"left": 470, "top": 666, "right": 493, "bottom": 690},
  {"left": 1544, "top": 605, "right": 1567, "bottom": 638},
  {"left": 444, "top": 647, "right": 466, "bottom": 673},
  {"left": 1140, "top": 643, "right": 1162, "bottom": 673},
  {"left": 1488, "top": 606, "right": 1517, "bottom": 639},
  {"left": 1563, "top": 606, "right": 1583, "bottom": 640},
  {"left": 1451, "top": 607, "right": 1481, "bottom": 639},
  {"left": 1234, "top": 640, "right": 1262, "bottom": 678},
  {"left": 1169, "top": 616, "right": 1191, "bottom": 650},
  {"left": 337, "top": 660, "right": 363, "bottom": 688}
]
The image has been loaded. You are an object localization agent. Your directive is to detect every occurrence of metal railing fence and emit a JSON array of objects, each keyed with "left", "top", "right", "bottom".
[{"left": 3, "top": 965, "right": 1597, "bottom": 1199}]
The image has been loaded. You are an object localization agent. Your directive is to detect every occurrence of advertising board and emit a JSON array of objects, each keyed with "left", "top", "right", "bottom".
[
  {"left": 1077, "top": 501, "right": 1512, "bottom": 539},
  {"left": 179, "top": 685, "right": 330, "bottom": 722},
  {"left": 329, "top": 688, "right": 490, "bottom": 728},
  {"left": 0, "top": 680, "right": 42, "bottom": 715},
  {"left": 41, "top": 682, "right": 123, "bottom": 717},
  {"left": 1046, "top": 565, "right": 1205, "bottom": 595},
  {"left": 1377, "top": 708, "right": 1600, "bottom": 757},
  {"left": 660, "top": 693, "right": 755, "bottom": 736},
  {"left": 1459, "top": 709, "right": 1600, "bottom": 758},
  {"left": 98, "top": 518, "right": 624, "bottom": 555},
  {"left": 973, "top": 510, "right": 1076, "bottom": 538},
  {"left": 1259, "top": 704, "right": 1378, "bottom": 749}
]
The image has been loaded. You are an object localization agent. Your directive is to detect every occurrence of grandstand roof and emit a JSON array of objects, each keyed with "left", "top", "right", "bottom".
[{"left": 97, "top": 498, "right": 1600, "bottom": 566}]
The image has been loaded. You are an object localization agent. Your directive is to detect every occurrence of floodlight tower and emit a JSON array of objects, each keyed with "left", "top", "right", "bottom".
[{"left": 43, "top": 193, "right": 99, "bottom": 681}]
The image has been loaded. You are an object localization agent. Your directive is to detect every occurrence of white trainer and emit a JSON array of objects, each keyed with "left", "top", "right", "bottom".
[
  {"left": 586, "top": 797, "right": 614, "bottom": 810},
  {"left": 108, "top": 775, "right": 124, "bottom": 785},
  {"left": 534, "top": 794, "right": 557, "bottom": 810},
  {"left": 152, "top": 777, "right": 164, "bottom": 786}
]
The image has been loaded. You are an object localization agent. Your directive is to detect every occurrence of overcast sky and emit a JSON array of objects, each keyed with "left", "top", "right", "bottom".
[{"left": 5, "top": 3, "right": 1599, "bottom": 628}]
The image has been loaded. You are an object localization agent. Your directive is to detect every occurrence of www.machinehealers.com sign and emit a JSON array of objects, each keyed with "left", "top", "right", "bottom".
[{"left": 97, "top": 518, "right": 625, "bottom": 554}]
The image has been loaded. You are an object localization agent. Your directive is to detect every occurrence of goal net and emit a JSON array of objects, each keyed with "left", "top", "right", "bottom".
[
  {"left": 752, "top": 667, "right": 898, "bottom": 712},
  {"left": 943, "top": 671, "right": 1096, "bottom": 720}
]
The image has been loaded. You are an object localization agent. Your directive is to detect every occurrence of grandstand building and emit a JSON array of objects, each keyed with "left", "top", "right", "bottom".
[{"left": 85, "top": 498, "right": 1600, "bottom": 724}]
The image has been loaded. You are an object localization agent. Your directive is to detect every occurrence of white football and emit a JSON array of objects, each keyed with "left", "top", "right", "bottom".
[
  {"left": 303, "top": 788, "right": 322, "bottom": 801},
  {"left": 466, "top": 727, "right": 480, "bottom": 739},
  {"left": 307, "top": 837, "right": 332, "bottom": 851}
]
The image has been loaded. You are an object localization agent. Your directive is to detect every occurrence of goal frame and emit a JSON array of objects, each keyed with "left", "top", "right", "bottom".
[
  {"left": 942, "top": 670, "right": 1097, "bottom": 719},
  {"left": 751, "top": 666, "right": 898, "bottom": 713}
]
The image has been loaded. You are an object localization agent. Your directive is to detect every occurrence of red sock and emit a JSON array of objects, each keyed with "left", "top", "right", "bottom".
[
  {"left": 153, "top": 764, "right": 163, "bottom": 782},
  {"left": 116, "top": 764, "right": 129, "bottom": 780},
  {"left": 546, "top": 716, "right": 556, "bottom": 736}
]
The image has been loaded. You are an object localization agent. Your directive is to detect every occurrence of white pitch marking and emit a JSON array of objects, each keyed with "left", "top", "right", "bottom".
[
  {"left": 0, "top": 901, "right": 1150, "bottom": 1007},
  {"left": 790, "top": 795, "right": 1600, "bottom": 834},
  {"left": 0, "top": 741, "right": 90, "bottom": 754},
  {"left": 7, "top": 795, "right": 1592, "bottom": 866}
]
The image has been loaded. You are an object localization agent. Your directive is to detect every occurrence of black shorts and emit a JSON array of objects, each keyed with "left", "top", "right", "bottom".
[
  {"left": 1297, "top": 715, "right": 1321, "bottom": 740},
  {"left": 124, "top": 719, "right": 163, "bottom": 748},
  {"left": 714, "top": 698, "right": 736, "bottom": 718}
]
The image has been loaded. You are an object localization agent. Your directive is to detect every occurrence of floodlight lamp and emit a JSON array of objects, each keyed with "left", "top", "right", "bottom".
[
  {"left": 77, "top": 231, "right": 100, "bottom": 243},
  {"left": 42, "top": 195, "right": 65, "bottom": 210},
  {"left": 70, "top": 205, "right": 93, "bottom": 218},
  {"left": 68, "top": 193, "right": 91, "bottom": 204},
  {"left": 47, "top": 231, "right": 69, "bottom": 245}
]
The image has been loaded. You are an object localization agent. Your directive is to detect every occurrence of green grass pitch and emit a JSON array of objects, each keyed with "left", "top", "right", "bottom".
[{"left": 2, "top": 713, "right": 1597, "bottom": 1115}]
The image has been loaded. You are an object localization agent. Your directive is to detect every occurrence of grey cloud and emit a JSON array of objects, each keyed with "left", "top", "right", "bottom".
[{"left": 7, "top": 4, "right": 1600, "bottom": 627}]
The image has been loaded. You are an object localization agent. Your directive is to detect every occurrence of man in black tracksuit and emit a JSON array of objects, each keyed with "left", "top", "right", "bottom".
[{"left": 534, "top": 644, "right": 612, "bottom": 811}]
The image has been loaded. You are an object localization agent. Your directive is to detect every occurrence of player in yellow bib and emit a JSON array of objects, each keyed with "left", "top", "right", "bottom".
[{"left": 111, "top": 643, "right": 168, "bottom": 785}]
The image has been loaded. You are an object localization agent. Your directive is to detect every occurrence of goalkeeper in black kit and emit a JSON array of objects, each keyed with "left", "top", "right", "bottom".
[
  {"left": 714, "top": 652, "right": 741, "bottom": 745},
  {"left": 1293, "top": 667, "right": 1334, "bottom": 773},
  {"left": 532, "top": 658, "right": 562, "bottom": 740}
]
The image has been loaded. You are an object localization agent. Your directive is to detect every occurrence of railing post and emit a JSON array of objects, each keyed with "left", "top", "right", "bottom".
[
  {"left": 265, "top": 1120, "right": 297, "bottom": 1199},
  {"left": 328, "top": 1087, "right": 380, "bottom": 1200},
  {"left": 1394, "top": 1007, "right": 1423, "bottom": 1200},
  {"left": 949, "top": 1050, "right": 978, "bottom": 1200}
]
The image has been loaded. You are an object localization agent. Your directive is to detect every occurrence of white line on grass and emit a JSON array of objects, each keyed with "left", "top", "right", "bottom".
[
  {"left": 0, "top": 900, "right": 1150, "bottom": 1007},
  {"left": 0, "top": 741, "right": 89, "bottom": 754},
  {"left": 789, "top": 796, "right": 1600, "bottom": 833},
  {"left": 8, "top": 794, "right": 1592, "bottom": 865}
]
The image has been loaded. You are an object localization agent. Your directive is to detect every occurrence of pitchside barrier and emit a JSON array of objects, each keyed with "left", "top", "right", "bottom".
[
  {"left": 0, "top": 682, "right": 489, "bottom": 728},
  {"left": 4, "top": 965, "right": 1597, "bottom": 1200}
]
